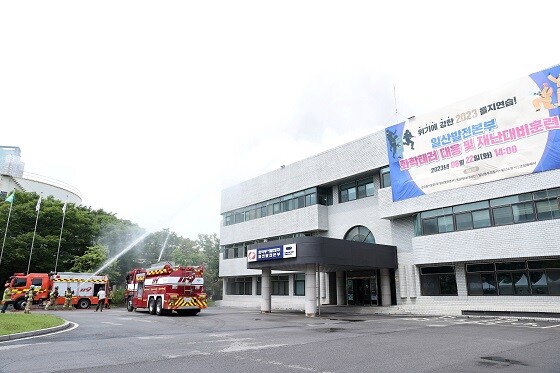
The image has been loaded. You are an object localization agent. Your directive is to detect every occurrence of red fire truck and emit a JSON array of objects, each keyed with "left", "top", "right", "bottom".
[
  {"left": 7, "top": 272, "right": 110, "bottom": 310},
  {"left": 125, "top": 262, "right": 207, "bottom": 316}
]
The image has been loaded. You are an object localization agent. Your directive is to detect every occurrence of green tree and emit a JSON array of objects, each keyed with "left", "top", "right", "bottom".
[
  {"left": 0, "top": 190, "right": 221, "bottom": 297},
  {"left": 69, "top": 244, "right": 108, "bottom": 272},
  {"left": 195, "top": 233, "right": 221, "bottom": 299}
]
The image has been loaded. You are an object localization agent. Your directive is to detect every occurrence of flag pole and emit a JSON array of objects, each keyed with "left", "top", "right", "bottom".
[
  {"left": 27, "top": 194, "right": 42, "bottom": 274},
  {"left": 0, "top": 190, "right": 15, "bottom": 268},
  {"left": 54, "top": 198, "right": 68, "bottom": 273}
]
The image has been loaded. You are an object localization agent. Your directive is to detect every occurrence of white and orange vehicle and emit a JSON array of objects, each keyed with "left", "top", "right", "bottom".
[
  {"left": 125, "top": 262, "right": 207, "bottom": 316},
  {"left": 7, "top": 272, "right": 110, "bottom": 310}
]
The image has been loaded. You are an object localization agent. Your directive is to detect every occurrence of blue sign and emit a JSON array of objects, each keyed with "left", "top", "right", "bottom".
[{"left": 247, "top": 244, "right": 297, "bottom": 262}]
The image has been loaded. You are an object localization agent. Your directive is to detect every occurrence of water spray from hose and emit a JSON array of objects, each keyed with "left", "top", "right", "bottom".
[{"left": 157, "top": 230, "right": 171, "bottom": 263}]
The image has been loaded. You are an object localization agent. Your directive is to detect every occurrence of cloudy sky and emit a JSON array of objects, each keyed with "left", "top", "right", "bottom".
[{"left": 1, "top": 1, "right": 558, "bottom": 240}]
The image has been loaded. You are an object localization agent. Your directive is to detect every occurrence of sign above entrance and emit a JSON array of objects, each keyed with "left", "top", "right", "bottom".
[{"left": 247, "top": 244, "right": 297, "bottom": 262}]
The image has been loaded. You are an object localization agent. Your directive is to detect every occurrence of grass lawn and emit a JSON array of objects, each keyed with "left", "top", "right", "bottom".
[{"left": 0, "top": 313, "right": 65, "bottom": 336}]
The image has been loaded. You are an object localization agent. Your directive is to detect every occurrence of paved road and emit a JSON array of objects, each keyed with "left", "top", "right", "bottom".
[{"left": 1, "top": 307, "right": 559, "bottom": 373}]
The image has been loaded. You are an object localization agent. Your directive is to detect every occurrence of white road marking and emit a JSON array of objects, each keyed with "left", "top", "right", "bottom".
[
  {"left": 101, "top": 322, "right": 122, "bottom": 326},
  {"left": 540, "top": 324, "right": 560, "bottom": 329},
  {"left": 235, "top": 356, "right": 330, "bottom": 372},
  {"left": 164, "top": 351, "right": 211, "bottom": 358},
  {"left": 0, "top": 342, "right": 51, "bottom": 350},
  {"left": 221, "top": 342, "right": 287, "bottom": 352},
  {"left": 0, "top": 322, "right": 79, "bottom": 344}
]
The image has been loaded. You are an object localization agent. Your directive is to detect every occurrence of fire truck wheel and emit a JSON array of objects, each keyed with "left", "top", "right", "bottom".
[
  {"left": 78, "top": 299, "right": 91, "bottom": 309},
  {"left": 127, "top": 298, "right": 134, "bottom": 312},
  {"left": 148, "top": 298, "right": 156, "bottom": 315},
  {"left": 15, "top": 298, "right": 26, "bottom": 311},
  {"left": 156, "top": 298, "right": 163, "bottom": 316}
]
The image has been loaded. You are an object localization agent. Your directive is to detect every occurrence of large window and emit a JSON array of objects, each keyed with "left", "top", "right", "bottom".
[
  {"left": 271, "top": 275, "right": 289, "bottom": 295},
  {"left": 293, "top": 274, "right": 305, "bottom": 296},
  {"left": 223, "top": 187, "right": 330, "bottom": 226},
  {"left": 420, "top": 266, "right": 458, "bottom": 296},
  {"left": 466, "top": 260, "right": 560, "bottom": 296},
  {"left": 416, "top": 188, "right": 560, "bottom": 236},
  {"left": 339, "top": 177, "right": 374, "bottom": 203},
  {"left": 344, "top": 225, "right": 375, "bottom": 244},
  {"left": 226, "top": 277, "right": 252, "bottom": 295},
  {"left": 380, "top": 167, "right": 391, "bottom": 189}
]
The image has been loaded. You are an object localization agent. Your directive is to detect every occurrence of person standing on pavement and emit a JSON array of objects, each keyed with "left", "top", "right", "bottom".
[
  {"left": 24, "top": 287, "right": 35, "bottom": 314},
  {"left": 63, "top": 287, "right": 74, "bottom": 310},
  {"left": 1, "top": 285, "right": 14, "bottom": 313},
  {"left": 44, "top": 286, "right": 59, "bottom": 311},
  {"left": 104, "top": 290, "right": 112, "bottom": 309},
  {"left": 95, "top": 288, "right": 106, "bottom": 312}
]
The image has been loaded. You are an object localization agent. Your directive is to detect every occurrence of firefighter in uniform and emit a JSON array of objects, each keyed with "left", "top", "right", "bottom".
[
  {"left": 44, "top": 286, "right": 59, "bottom": 311},
  {"left": 63, "top": 287, "right": 74, "bottom": 310},
  {"left": 1, "top": 286, "right": 13, "bottom": 313},
  {"left": 24, "top": 287, "right": 35, "bottom": 314}
]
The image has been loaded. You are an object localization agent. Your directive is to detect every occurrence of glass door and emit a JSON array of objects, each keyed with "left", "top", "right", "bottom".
[
  {"left": 346, "top": 279, "right": 354, "bottom": 305},
  {"left": 369, "top": 276, "right": 378, "bottom": 306}
]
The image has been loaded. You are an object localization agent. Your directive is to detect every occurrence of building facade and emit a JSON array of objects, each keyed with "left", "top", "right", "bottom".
[{"left": 219, "top": 66, "right": 560, "bottom": 317}]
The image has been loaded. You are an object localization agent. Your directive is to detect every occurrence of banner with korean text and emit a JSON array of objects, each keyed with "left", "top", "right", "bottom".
[{"left": 386, "top": 64, "right": 560, "bottom": 201}]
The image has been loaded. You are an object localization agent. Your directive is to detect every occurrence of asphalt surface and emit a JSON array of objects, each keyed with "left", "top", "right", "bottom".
[{"left": 1, "top": 306, "right": 559, "bottom": 373}]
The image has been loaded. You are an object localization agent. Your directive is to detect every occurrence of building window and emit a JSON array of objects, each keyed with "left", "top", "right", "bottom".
[
  {"left": 317, "top": 187, "right": 333, "bottom": 206},
  {"left": 418, "top": 188, "right": 560, "bottom": 236},
  {"left": 466, "top": 260, "right": 560, "bottom": 296},
  {"left": 380, "top": 167, "right": 391, "bottom": 189},
  {"left": 226, "top": 277, "right": 252, "bottom": 295},
  {"left": 222, "top": 246, "right": 231, "bottom": 259},
  {"left": 245, "top": 208, "right": 256, "bottom": 221},
  {"left": 293, "top": 191, "right": 304, "bottom": 209},
  {"left": 294, "top": 274, "right": 305, "bottom": 296},
  {"left": 339, "top": 177, "right": 373, "bottom": 203},
  {"left": 234, "top": 211, "right": 245, "bottom": 224},
  {"left": 420, "top": 266, "right": 458, "bottom": 296},
  {"left": 344, "top": 225, "right": 375, "bottom": 244},
  {"left": 222, "top": 187, "right": 333, "bottom": 227},
  {"left": 271, "top": 275, "right": 289, "bottom": 295}
]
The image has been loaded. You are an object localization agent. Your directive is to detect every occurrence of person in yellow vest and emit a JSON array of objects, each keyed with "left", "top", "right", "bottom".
[
  {"left": 44, "top": 286, "right": 59, "bottom": 311},
  {"left": 24, "top": 287, "right": 36, "bottom": 314},
  {"left": 63, "top": 287, "right": 74, "bottom": 310},
  {"left": 1, "top": 286, "right": 14, "bottom": 313}
]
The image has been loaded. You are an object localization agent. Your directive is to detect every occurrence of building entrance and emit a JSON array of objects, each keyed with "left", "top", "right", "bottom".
[{"left": 347, "top": 276, "right": 378, "bottom": 306}]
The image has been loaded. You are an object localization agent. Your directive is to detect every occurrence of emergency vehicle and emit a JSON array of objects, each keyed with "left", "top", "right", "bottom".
[
  {"left": 7, "top": 272, "right": 110, "bottom": 310},
  {"left": 125, "top": 262, "right": 207, "bottom": 316}
]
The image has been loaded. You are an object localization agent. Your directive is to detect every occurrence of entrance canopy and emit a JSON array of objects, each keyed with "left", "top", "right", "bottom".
[{"left": 246, "top": 236, "right": 397, "bottom": 272}]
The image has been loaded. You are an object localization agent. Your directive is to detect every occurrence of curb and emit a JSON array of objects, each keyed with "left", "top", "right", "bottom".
[{"left": 0, "top": 320, "right": 73, "bottom": 342}]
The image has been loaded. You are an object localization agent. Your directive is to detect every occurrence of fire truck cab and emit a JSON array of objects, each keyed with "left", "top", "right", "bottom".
[{"left": 126, "top": 262, "right": 207, "bottom": 316}]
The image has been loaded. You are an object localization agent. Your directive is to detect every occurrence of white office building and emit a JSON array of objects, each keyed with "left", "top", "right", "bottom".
[{"left": 218, "top": 65, "right": 560, "bottom": 317}]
